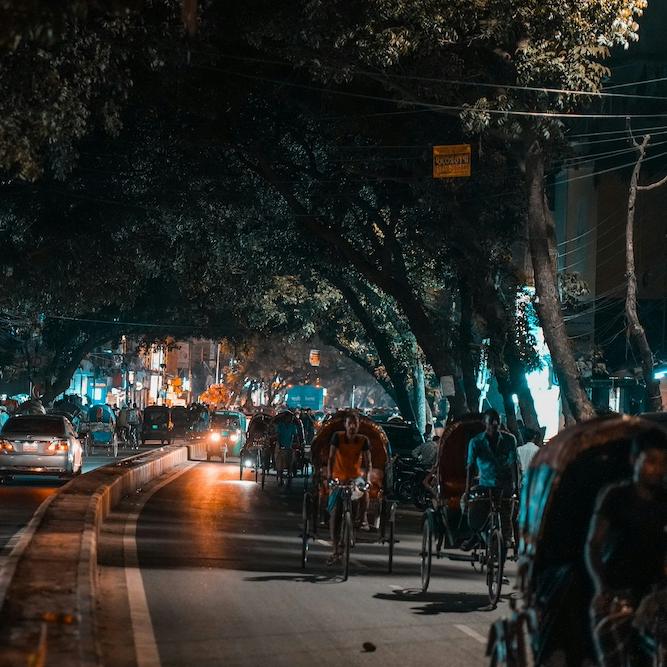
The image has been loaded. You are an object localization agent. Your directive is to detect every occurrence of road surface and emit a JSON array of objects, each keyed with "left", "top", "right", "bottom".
[
  {"left": 0, "top": 446, "right": 158, "bottom": 555},
  {"left": 99, "top": 461, "right": 514, "bottom": 667}
]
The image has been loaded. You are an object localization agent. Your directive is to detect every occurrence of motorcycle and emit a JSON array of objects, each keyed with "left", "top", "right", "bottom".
[{"left": 392, "top": 456, "right": 431, "bottom": 509}]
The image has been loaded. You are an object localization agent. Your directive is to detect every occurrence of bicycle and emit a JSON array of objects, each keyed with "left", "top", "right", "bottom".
[
  {"left": 420, "top": 488, "right": 516, "bottom": 607},
  {"left": 328, "top": 478, "right": 370, "bottom": 581}
]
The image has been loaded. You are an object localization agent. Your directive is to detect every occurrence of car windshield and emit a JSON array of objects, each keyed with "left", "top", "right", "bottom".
[
  {"left": 145, "top": 410, "right": 168, "bottom": 425},
  {"left": 212, "top": 414, "right": 239, "bottom": 429},
  {"left": 2, "top": 417, "right": 65, "bottom": 437}
]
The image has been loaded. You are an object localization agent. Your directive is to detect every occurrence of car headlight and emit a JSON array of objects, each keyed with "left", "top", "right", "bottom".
[
  {"left": 230, "top": 433, "right": 239, "bottom": 443},
  {"left": 244, "top": 459, "right": 253, "bottom": 467},
  {"left": 210, "top": 432, "right": 221, "bottom": 442}
]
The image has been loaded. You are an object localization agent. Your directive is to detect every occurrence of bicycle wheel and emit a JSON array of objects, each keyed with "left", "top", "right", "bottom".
[
  {"left": 112, "top": 437, "right": 118, "bottom": 458},
  {"left": 341, "top": 510, "right": 353, "bottom": 582},
  {"left": 387, "top": 501, "right": 396, "bottom": 574},
  {"left": 486, "top": 527, "right": 505, "bottom": 607},
  {"left": 301, "top": 493, "right": 312, "bottom": 569},
  {"left": 420, "top": 514, "right": 433, "bottom": 593},
  {"left": 255, "top": 451, "right": 260, "bottom": 483}
]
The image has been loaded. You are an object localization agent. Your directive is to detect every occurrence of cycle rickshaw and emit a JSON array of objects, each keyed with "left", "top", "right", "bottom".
[
  {"left": 419, "top": 417, "right": 519, "bottom": 607},
  {"left": 83, "top": 404, "right": 118, "bottom": 457},
  {"left": 244, "top": 412, "right": 274, "bottom": 487},
  {"left": 487, "top": 415, "right": 666, "bottom": 667},
  {"left": 300, "top": 412, "right": 397, "bottom": 580}
]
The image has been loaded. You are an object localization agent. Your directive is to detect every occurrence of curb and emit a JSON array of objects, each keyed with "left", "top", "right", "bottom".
[{"left": 0, "top": 443, "right": 207, "bottom": 667}]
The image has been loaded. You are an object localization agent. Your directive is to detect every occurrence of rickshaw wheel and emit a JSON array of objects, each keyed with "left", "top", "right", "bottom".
[
  {"left": 239, "top": 460, "right": 244, "bottom": 480},
  {"left": 486, "top": 528, "right": 504, "bottom": 607},
  {"left": 387, "top": 501, "right": 396, "bottom": 574},
  {"left": 341, "top": 510, "right": 353, "bottom": 582},
  {"left": 420, "top": 515, "right": 433, "bottom": 593},
  {"left": 112, "top": 440, "right": 118, "bottom": 457},
  {"left": 301, "top": 493, "right": 312, "bottom": 569}
]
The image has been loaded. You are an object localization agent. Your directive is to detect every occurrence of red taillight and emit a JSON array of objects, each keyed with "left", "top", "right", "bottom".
[
  {"left": 0, "top": 440, "right": 14, "bottom": 453},
  {"left": 47, "top": 440, "right": 69, "bottom": 453}
]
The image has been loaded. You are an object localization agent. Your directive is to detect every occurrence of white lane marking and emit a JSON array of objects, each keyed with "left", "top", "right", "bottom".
[
  {"left": 124, "top": 462, "right": 198, "bottom": 667},
  {"left": 454, "top": 624, "right": 487, "bottom": 645}
]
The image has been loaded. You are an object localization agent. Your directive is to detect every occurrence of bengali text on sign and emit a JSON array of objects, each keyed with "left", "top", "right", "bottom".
[{"left": 432, "top": 144, "right": 471, "bottom": 178}]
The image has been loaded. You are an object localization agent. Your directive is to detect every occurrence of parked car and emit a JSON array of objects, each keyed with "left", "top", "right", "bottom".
[{"left": 0, "top": 414, "right": 83, "bottom": 480}]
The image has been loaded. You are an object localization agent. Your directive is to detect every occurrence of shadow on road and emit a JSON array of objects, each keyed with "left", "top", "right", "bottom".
[
  {"left": 244, "top": 573, "right": 340, "bottom": 585},
  {"left": 373, "top": 589, "right": 492, "bottom": 614}
]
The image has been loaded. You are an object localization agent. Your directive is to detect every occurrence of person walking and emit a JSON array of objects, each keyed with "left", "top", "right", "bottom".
[{"left": 517, "top": 428, "right": 541, "bottom": 486}]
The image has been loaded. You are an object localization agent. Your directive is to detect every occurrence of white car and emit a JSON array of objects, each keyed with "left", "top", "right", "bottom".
[{"left": 0, "top": 415, "right": 84, "bottom": 480}]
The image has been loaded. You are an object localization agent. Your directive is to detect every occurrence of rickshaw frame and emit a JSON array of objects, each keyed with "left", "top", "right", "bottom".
[{"left": 299, "top": 412, "right": 397, "bottom": 577}]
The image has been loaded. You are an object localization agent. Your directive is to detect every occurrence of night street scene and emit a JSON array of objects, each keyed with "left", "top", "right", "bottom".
[{"left": 0, "top": 2, "right": 666, "bottom": 667}]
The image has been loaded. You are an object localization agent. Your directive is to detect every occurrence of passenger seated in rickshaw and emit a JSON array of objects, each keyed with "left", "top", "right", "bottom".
[
  {"left": 461, "top": 408, "right": 518, "bottom": 550},
  {"left": 326, "top": 411, "right": 372, "bottom": 565},
  {"left": 585, "top": 427, "right": 667, "bottom": 667}
]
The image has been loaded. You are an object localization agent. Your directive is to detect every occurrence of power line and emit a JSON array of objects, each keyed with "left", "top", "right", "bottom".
[
  {"left": 605, "top": 75, "right": 667, "bottom": 91},
  {"left": 554, "top": 148, "right": 667, "bottom": 186},
  {"left": 194, "top": 63, "right": 667, "bottom": 121},
  {"left": 45, "top": 314, "right": 197, "bottom": 329},
  {"left": 198, "top": 50, "right": 667, "bottom": 102}
]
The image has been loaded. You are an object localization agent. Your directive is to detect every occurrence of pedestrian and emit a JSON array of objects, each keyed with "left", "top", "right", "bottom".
[
  {"left": 411, "top": 434, "right": 438, "bottom": 468},
  {"left": 301, "top": 408, "right": 316, "bottom": 444},
  {"left": 517, "top": 428, "right": 541, "bottom": 486}
]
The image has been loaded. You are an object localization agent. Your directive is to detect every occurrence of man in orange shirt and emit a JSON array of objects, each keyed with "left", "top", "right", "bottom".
[{"left": 326, "top": 411, "right": 372, "bottom": 565}]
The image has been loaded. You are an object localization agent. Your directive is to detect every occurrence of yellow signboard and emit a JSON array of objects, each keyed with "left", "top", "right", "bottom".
[{"left": 433, "top": 144, "right": 471, "bottom": 178}]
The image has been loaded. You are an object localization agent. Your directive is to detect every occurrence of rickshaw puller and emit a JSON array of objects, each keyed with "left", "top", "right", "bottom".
[
  {"left": 326, "top": 411, "right": 372, "bottom": 565},
  {"left": 461, "top": 409, "right": 518, "bottom": 550}
]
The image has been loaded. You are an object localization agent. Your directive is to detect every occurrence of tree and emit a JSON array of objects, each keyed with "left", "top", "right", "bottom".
[
  {"left": 244, "top": 0, "right": 651, "bottom": 420},
  {"left": 624, "top": 130, "right": 666, "bottom": 411}
]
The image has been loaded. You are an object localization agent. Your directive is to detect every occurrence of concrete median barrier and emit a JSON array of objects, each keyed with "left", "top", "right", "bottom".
[{"left": 0, "top": 444, "right": 205, "bottom": 667}]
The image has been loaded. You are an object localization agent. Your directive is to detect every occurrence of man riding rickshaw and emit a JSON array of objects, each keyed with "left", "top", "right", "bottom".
[
  {"left": 302, "top": 410, "right": 396, "bottom": 579},
  {"left": 418, "top": 411, "right": 520, "bottom": 607},
  {"left": 271, "top": 410, "right": 302, "bottom": 488},
  {"left": 487, "top": 415, "right": 667, "bottom": 667}
]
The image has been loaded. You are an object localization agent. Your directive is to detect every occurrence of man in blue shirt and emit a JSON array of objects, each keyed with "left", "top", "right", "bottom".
[{"left": 462, "top": 409, "right": 518, "bottom": 550}]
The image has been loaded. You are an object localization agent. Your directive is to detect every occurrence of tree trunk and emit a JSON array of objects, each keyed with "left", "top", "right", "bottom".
[
  {"left": 507, "top": 349, "right": 541, "bottom": 432},
  {"left": 331, "top": 281, "right": 417, "bottom": 422},
  {"left": 459, "top": 276, "right": 480, "bottom": 411},
  {"left": 41, "top": 334, "right": 105, "bottom": 404},
  {"left": 412, "top": 357, "right": 426, "bottom": 434},
  {"left": 626, "top": 134, "right": 663, "bottom": 412},
  {"left": 525, "top": 143, "right": 595, "bottom": 421},
  {"left": 496, "top": 371, "right": 520, "bottom": 439}
]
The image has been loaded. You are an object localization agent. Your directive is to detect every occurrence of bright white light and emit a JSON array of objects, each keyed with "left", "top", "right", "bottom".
[{"left": 244, "top": 459, "right": 253, "bottom": 467}]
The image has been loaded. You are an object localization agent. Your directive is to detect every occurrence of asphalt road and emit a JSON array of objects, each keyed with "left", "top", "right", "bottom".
[
  {"left": 98, "top": 461, "right": 514, "bottom": 667},
  {"left": 0, "top": 446, "right": 156, "bottom": 554}
]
